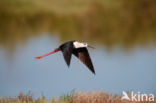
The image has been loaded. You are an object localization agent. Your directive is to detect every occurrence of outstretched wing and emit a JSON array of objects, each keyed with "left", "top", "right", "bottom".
[
  {"left": 73, "top": 48, "right": 95, "bottom": 74},
  {"left": 61, "top": 43, "right": 73, "bottom": 67}
]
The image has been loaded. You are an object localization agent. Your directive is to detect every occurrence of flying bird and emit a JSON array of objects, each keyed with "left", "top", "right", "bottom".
[{"left": 35, "top": 41, "right": 95, "bottom": 74}]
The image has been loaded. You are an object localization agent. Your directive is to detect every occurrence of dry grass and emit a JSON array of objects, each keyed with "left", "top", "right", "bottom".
[
  {"left": 72, "top": 91, "right": 156, "bottom": 103},
  {"left": 0, "top": 91, "right": 156, "bottom": 103}
]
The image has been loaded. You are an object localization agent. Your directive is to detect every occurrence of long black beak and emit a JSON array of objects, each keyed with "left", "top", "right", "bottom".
[{"left": 88, "top": 45, "right": 95, "bottom": 49}]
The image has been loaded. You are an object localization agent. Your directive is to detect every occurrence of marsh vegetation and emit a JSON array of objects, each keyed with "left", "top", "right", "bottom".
[
  {"left": 1, "top": 92, "right": 156, "bottom": 103},
  {"left": 0, "top": 0, "right": 156, "bottom": 51}
]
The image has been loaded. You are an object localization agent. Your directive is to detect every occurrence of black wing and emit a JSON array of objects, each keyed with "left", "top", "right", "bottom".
[
  {"left": 60, "top": 42, "right": 73, "bottom": 67},
  {"left": 73, "top": 48, "right": 95, "bottom": 74}
]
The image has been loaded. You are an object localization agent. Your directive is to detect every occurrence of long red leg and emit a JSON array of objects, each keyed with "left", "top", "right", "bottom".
[{"left": 35, "top": 48, "right": 60, "bottom": 59}]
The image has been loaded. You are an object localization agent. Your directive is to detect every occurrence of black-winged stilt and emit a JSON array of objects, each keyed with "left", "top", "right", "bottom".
[{"left": 35, "top": 41, "right": 95, "bottom": 74}]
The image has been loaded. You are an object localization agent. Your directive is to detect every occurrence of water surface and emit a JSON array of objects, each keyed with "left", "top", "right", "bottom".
[
  {"left": 0, "top": 34, "right": 156, "bottom": 98},
  {"left": 0, "top": 0, "right": 156, "bottom": 98}
]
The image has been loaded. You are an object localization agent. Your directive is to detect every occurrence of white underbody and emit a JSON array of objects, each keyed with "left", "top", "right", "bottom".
[{"left": 73, "top": 41, "right": 88, "bottom": 48}]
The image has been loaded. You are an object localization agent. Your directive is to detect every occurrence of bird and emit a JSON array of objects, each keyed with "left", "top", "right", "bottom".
[{"left": 35, "top": 40, "right": 95, "bottom": 74}]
